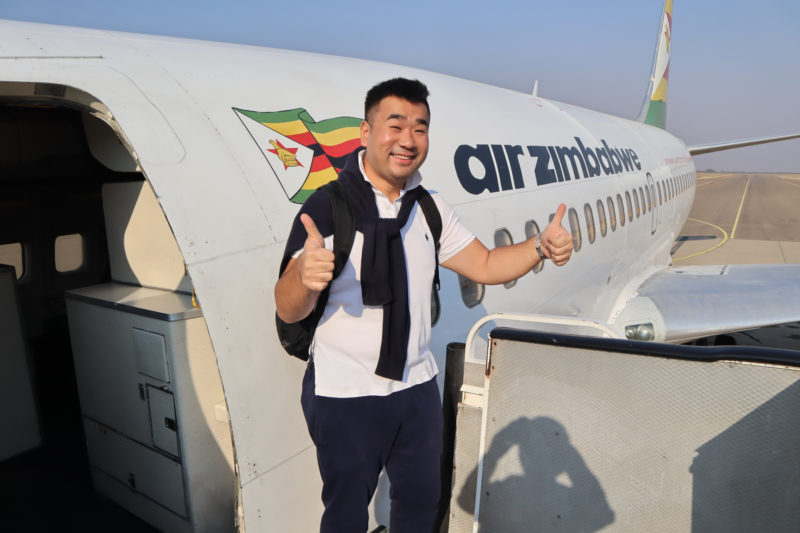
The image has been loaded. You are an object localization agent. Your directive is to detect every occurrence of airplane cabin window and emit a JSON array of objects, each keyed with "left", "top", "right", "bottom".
[
  {"left": 458, "top": 274, "right": 485, "bottom": 308},
  {"left": 596, "top": 199, "right": 608, "bottom": 237},
  {"left": 584, "top": 203, "right": 596, "bottom": 244},
  {"left": 638, "top": 187, "right": 646, "bottom": 214},
  {"left": 494, "top": 228, "right": 516, "bottom": 288},
  {"left": 616, "top": 194, "right": 626, "bottom": 226},
  {"left": 524, "top": 220, "right": 544, "bottom": 274},
  {"left": 0, "top": 242, "right": 24, "bottom": 279},
  {"left": 657, "top": 182, "right": 663, "bottom": 205},
  {"left": 632, "top": 189, "right": 640, "bottom": 218},
  {"left": 55, "top": 233, "right": 84, "bottom": 273},
  {"left": 568, "top": 207, "right": 582, "bottom": 252},
  {"left": 644, "top": 184, "right": 652, "bottom": 211},
  {"left": 625, "top": 191, "right": 633, "bottom": 222},
  {"left": 606, "top": 197, "right": 617, "bottom": 232}
]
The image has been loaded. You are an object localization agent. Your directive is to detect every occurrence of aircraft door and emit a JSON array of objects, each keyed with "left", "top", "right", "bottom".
[{"left": 647, "top": 172, "right": 657, "bottom": 234}]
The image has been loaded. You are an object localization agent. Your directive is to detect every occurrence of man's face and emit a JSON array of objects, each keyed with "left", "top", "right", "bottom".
[{"left": 360, "top": 96, "right": 430, "bottom": 190}]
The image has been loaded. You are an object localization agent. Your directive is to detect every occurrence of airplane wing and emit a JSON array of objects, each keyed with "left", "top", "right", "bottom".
[
  {"left": 612, "top": 264, "right": 800, "bottom": 343},
  {"left": 688, "top": 133, "right": 800, "bottom": 156}
]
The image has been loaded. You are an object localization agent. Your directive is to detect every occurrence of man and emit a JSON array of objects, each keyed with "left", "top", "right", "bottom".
[{"left": 275, "top": 78, "right": 573, "bottom": 533}]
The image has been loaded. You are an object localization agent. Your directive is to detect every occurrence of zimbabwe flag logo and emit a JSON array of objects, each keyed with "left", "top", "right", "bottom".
[{"left": 234, "top": 108, "right": 362, "bottom": 203}]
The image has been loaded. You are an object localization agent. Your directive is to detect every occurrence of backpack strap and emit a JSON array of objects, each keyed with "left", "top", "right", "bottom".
[
  {"left": 326, "top": 179, "right": 356, "bottom": 278},
  {"left": 300, "top": 180, "right": 355, "bottom": 357},
  {"left": 416, "top": 187, "right": 442, "bottom": 291}
]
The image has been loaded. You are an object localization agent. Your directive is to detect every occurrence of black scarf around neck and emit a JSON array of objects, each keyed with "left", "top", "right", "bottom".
[{"left": 336, "top": 149, "right": 420, "bottom": 381}]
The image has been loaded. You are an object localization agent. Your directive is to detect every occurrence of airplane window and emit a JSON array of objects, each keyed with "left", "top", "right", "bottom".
[
  {"left": 584, "top": 203, "right": 596, "bottom": 244},
  {"left": 632, "top": 189, "right": 640, "bottom": 218},
  {"left": 657, "top": 182, "right": 663, "bottom": 205},
  {"left": 524, "top": 220, "right": 544, "bottom": 273},
  {"left": 494, "top": 228, "right": 516, "bottom": 289},
  {"left": 638, "top": 187, "right": 646, "bottom": 214},
  {"left": 568, "top": 207, "right": 582, "bottom": 252},
  {"left": 0, "top": 242, "right": 24, "bottom": 279},
  {"left": 458, "top": 274, "right": 484, "bottom": 308},
  {"left": 606, "top": 197, "right": 617, "bottom": 232},
  {"left": 55, "top": 234, "right": 84, "bottom": 273},
  {"left": 625, "top": 191, "right": 633, "bottom": 222},
  {"left": 644, "top": 184, "right": 652, "bottom": 211},
  {"left": 616, "top": 194, "right": 626, "bottom": 226},
  {"left": 596, "top": 199, "right": 608, "bottom": 237}
]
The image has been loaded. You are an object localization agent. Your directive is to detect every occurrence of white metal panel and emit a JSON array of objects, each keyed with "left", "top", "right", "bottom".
[
  {"left": 133, "top": 328, "right": 170, "bottom": 382},
  {"left": 148, "top": 386, "right": 180, "bottom": 457},
  {"left": 466, "top": 335, "right": 800, "bottom": 532},
  {"left": 84, "top": 418, "right": 187, "bottom": 517},
  {"left": 66, "top": 296, "right": 155, "bottom": 444}
]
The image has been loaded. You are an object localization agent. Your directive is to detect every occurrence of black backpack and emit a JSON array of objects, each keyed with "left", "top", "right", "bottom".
[{"left": 276, "top": 179, "right": 442, "bottom": 361}]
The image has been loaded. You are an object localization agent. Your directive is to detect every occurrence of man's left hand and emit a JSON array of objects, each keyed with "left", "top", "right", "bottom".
[{"left": 539, "top": 203, "right": 573, "bottom": 266}]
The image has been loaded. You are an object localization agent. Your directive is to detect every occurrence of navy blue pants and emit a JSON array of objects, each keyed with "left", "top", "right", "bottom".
[{"left": 301, "top": 364, "right": 443, "bottom": 533}]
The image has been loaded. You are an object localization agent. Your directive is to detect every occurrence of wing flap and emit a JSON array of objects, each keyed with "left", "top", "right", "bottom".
[{"left": 612, "top": 264, "right": 800, "bottom": 343}]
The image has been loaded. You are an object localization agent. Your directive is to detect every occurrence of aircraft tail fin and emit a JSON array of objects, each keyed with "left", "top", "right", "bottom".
[{"left": 637, "top": 0, "right": 673, "bottom": 129}]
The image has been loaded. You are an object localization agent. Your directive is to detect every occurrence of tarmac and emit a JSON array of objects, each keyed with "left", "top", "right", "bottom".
[
  {"left": 674, "top": 172, "right": 800, "bottom": 349},
  {"left": 672, "top": 173, "right": 800, "bottom": 265}
]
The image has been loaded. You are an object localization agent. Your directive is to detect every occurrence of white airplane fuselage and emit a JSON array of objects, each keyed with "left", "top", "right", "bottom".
[{"left": 0, "top": 19, "right": 697, "bottom": 532}]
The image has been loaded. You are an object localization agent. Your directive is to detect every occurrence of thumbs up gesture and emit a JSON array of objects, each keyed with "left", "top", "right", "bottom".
[
  {"left": 298, "top": 214, "right": 335, "bottom": 292},
  {"left": 539, "top": 204, "right": 573, "bottom": 266}
]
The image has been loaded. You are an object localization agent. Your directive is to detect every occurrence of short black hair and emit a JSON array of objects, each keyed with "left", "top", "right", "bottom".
[{"left": 364, "top": 78, "right": 430, "bottom": 123}]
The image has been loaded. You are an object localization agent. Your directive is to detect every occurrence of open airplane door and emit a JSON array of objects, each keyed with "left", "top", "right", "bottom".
[
  {"left": 1, "top": 77, "right": 237, "bottom": 532},
  {"left": 449, "top": 327, "right": 800, "bottom": 532}
]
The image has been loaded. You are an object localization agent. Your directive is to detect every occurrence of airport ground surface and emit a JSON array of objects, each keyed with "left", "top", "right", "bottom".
[
  {"left": 674, "top": 172, "right": 800, "bottom": 349},
  {"left": 673, "top": 172, "right": 800, "bottom": 265}
]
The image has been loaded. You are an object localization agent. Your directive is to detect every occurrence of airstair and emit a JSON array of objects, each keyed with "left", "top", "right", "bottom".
[{"left": 443, "top": 314, "right": 800, "bottom": 532}]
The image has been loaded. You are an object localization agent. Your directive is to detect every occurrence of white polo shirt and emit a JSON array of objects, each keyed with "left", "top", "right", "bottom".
[{"left": 297, "top": 153, "right": 474, "bottom": 398}]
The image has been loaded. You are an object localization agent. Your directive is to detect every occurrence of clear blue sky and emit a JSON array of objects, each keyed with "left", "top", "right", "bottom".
[{"left": 2, "top": 0, "right": 799, "bottom": 172}]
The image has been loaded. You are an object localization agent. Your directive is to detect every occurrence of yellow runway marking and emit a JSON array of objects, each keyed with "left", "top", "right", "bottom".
[
  {"left": 730, "top": 176, "right": 750, "bottom": 239},
  {"left": 696, "top": 173, "right": 738, "bottom": 180},
  {"left": 673, "top": 217, "right": 729, "bottom": 262}
]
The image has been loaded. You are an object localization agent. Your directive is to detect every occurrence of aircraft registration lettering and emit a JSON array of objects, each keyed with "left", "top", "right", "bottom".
[{"left": 454, "top": 137, "right": 641, "bottom": 195}]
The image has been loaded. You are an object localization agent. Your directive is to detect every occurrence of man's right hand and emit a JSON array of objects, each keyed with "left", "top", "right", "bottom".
[{"left": 298, "top": 214, "right": 335, "bottom": 292}]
